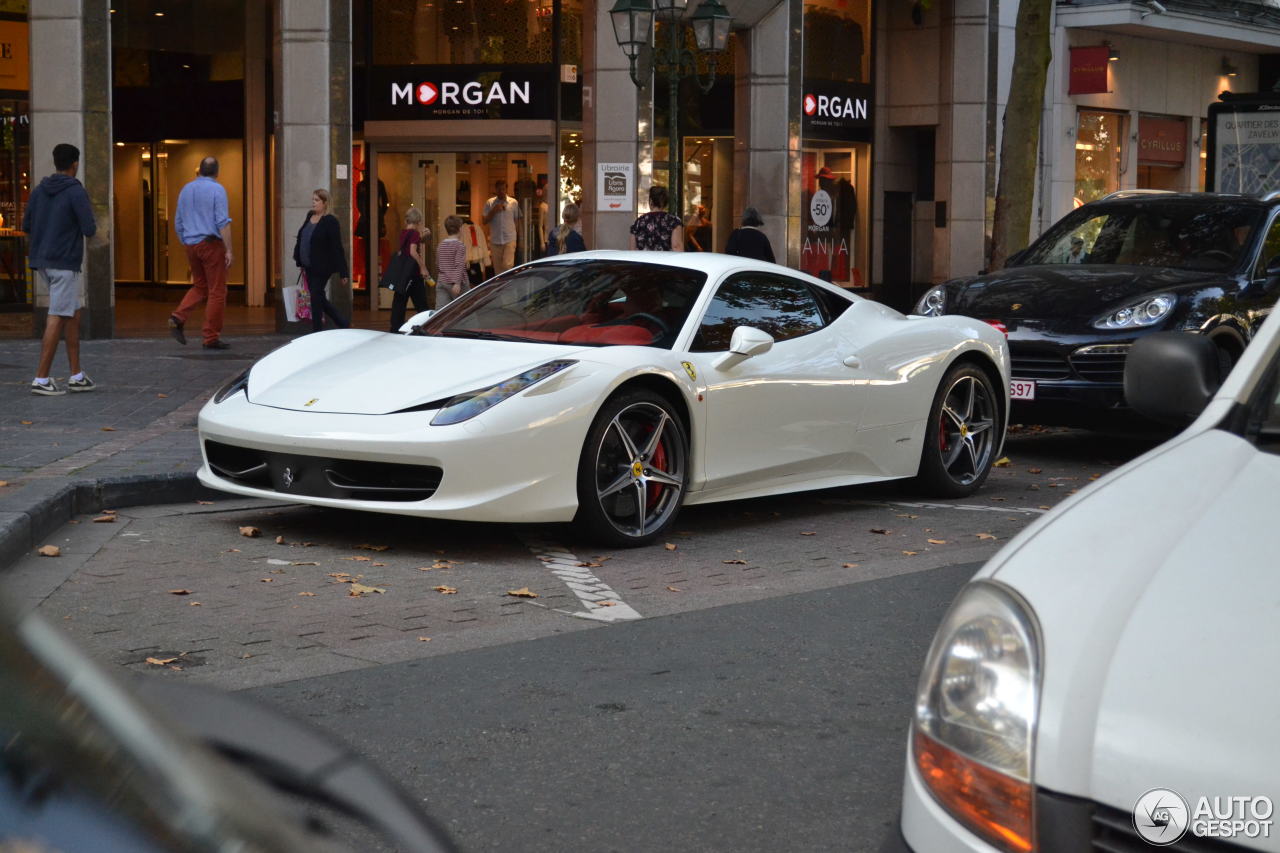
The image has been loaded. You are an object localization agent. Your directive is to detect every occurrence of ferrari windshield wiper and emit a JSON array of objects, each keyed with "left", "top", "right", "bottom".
[{"left": 442, "top": 328, "right": 524, "bottom": 342}]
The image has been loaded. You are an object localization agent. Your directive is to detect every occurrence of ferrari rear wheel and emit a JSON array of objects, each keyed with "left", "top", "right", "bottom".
[
  {"left": 915, "top": 363, "right": 1000, "bottom": 498},
  {"left": 575, "top": 390, "right": 689, "bottom": 547}
]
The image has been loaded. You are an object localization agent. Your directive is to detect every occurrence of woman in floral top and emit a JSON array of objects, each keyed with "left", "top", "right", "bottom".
[{"left": 629, "top": 186, "right": 684, "bottom": 251}]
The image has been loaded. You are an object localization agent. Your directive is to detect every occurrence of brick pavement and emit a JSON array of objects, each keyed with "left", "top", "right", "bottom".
[{"left": 0, "top": 333, "right": 293, "bottom": 567}]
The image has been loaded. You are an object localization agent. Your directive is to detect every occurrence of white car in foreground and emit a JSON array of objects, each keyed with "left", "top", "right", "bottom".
[
  {"left": 198, "top": 252, "right": 1009, "bottom": 546},
  {"left": 900, "top": 305, "right": 1280, "bottom": 849}
]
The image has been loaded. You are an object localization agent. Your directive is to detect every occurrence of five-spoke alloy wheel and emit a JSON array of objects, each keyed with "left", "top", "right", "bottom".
[
  {"left": 575, "top": 389, "right": 689, "bottom": 547},
  {"left": 915, "top": 363, "right": 1001, "bottom": 497}
]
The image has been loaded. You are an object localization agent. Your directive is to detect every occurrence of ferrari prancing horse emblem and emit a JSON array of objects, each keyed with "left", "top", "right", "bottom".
[
  {"left": 304, "top": 398, "right": 319, "bottom": 407},
  {"left": 681, "top": 361, "right": 697, "bottom": 381}
]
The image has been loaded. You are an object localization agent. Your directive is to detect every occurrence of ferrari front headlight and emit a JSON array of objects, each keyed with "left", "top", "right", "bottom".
[
  {"left": 430, "top": 360, "right": 577, "bottom": 426},
  {"left": 912, "top": 581, "right": 1041, "bottom": 853},
  {"left": 1092, "top": 293, "right": 1176, "bottom": 330},
  {"left": 914, "top": 285, "right": 948, "bottom": 317},
  {"left": 213, "top": 369, "right": 250, "bottom": 404}
]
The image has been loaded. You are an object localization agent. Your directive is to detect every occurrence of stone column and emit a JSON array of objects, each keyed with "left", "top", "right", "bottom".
[
  {"left": 276, "top": 0, "right": 351, "bottom": 330},
  {"left": 29, "top": 1, "right": 113, "bottom": 339}
]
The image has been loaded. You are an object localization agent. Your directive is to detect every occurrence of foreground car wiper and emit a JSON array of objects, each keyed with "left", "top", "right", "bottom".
[{"left": 441, "top": 328, "right": 525, "bottom": 342}]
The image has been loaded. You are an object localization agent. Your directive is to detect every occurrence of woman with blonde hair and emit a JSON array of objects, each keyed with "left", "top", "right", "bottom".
[
  {"left": 388, "top": 206, "right": 431, "bottom": 331},
  {"left": 544, "top": 203, "right": 586, "bottom": 256},
  {"left": 291, "top": 188, "right": 349, "bottom": 332}
]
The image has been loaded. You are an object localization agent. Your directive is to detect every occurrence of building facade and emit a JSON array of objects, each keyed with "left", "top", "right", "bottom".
[{"left": 5, "top": 0, "right": 1279, "bottom": 339}]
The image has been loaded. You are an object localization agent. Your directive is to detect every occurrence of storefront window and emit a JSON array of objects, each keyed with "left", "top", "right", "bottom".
[
  {"left": 0, "top": 5, "right": 30, "bottom": 324},
  {"left": 1198, "top": 120, "right": 1208, "bottom": 191},
  {"left": 1074, "top": 110, "right": 1125, "bottom": 205},
  {"left": 682, "top": 137, "right": 731, "bottom": 253},
  {"left": 803, "top": 0, "right": 869, "bottom": 84},
  {"left": 1136, "top": 114, "right": 1187, "bottom": 191},
  {"left": 373, "top": 0, "right": 556, "bottom": 65}
]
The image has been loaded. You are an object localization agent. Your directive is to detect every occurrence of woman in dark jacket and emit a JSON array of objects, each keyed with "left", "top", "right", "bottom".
[
  {"left": 724, "top": 206, "right": 775, "bottom": 263},
  {"left": 544, "top": 203, "right": 586, "bottom": 256},
  {"left": 292, "top": 188, "right": 350, "bottom": 332}
]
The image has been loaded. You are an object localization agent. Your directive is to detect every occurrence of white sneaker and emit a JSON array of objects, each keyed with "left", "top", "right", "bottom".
[
  {"left": 67, "top": 374, "right": 96, "bottom": 392},
  {"left": 30, "top": 379, "right": 66, "bottom": 396}
]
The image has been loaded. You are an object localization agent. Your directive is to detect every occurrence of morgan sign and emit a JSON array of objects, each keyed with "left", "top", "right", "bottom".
[
  {"left": 802, "top": 80, "right": 873, "bottom": 143},
  {"left": 370, "top": 65, "right": 556, "bottom": 121}
]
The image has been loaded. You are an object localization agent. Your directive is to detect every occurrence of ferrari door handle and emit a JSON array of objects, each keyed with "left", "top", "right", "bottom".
[{"left": 843, "top": 355, "right": 862, "bottom": 368}]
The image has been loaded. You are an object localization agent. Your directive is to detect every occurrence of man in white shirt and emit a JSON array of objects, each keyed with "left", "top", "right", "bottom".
[{"left": 482, "top": 179, "right": 521, "bottom": 274}]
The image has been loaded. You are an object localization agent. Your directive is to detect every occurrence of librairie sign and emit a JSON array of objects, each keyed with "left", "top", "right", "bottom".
[
  {"left": 801, "top": 80, "right": 873, "bottom": 142},
  {"left": 370, "top": 65, "right": 555, "bottom": 121}
]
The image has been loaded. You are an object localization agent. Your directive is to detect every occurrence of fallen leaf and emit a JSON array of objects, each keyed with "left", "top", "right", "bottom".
[
  {"left": 298, "top": 591, "right": 316, "bottom": 597},
  {"left": 20, "top": 420, "right": 32, "bottom": 425},
  {"left": 92, "top": 515, "right": 115, "bottom": 523},
  {"left": 188, "top": 601, "right": 201, "bottom": 607},
  {"left": 269, "top": 568, "right": 286, "bottom": 574},
  {"left": 800, "top": 531, "right": 816, "bottom": 536},
  {"left": 1027, "top": 484, "right": 1041, "bottom": 491},
  {"left": 102, "top": 509, "right": 117, "bottom": 515},
  {"left": 0, "top": 480, "right": 7, "bottom": 487},
  {"left": 976, "top": 533, "right": 998, "bottom": 540},
  {"left": 1089, "top": 474, "right": 1101, "bottom": 481},
  {"left": 275, "top": 535, "right": 285, "bottom": 544},
  {"left": 38, "top": 545, "right": 60, "bottom": 557},
  {"left": 506, "top": 587, "right": 539, "bottom": 598},
  {"left": 989, "top": 497, "right": 1008, "bottom": 502},
  {"left": 896, "top": 513, "right": 919, "bottom": 519},
  {"left": 1039, "top": 505, "right": 1051, "bottom": 510},
  {"left": 993, "top": 457, "right": 1011, "bottom": 467},
  {"left": 841, "top": 563, "right": 860, "bottom": 568},
  {"left": 927, "top": 539, "right": 947, "bottom": 545},
  {"left": 1028, "top": 467, "right": 1043, "bottom": 474},
  {"left": 432, "top": 561, "right": 454, "bottom": 569},
  {"left": 240, "top": 653, "right": 253, "bottom": 660},
  {"left": 902, "top": 550, "right": 919, "bottom": 556},
  {"left": 598, "top": 601, "right": 617, "bottom": 607},
  {"left": 225, "top": 548, "right": 241, "bottom": 553},
  {"left": 1068, "top": 489, "right": 1079, "bottom": 495},
  {"left": 260, "top": 578, "right": 274, "bottom": 583},
  {"left": 348, "top": 582, "right": 386, "bottom": 596},
  {"left": 356, "top": 543, "right": 390, "bottom": 551},
  {"left": 722, "top": 559, "right": 747, "bottom": 565},
  {"left": 157, "top": 393, "right": 169, "bottom": 398},
  {"left": 578, "top": 560, "right": 603, "bottom": 568},
  {"left": 666, "top": 586, "right": 683, "bottom": 592},
  {"left": 100, "top": 426, "right": 116, "bottom": 432},
  {"left": 418, "top": 636, "right": 432, "bottom": 642},
  {"left": 328, "top": 572, "right": 352, "bottom": 580},
  {"left": 869, "top": 528, "right": 891, "bottom": 535},
  {"left": 145, "top": 657, "right": 177, "bottom": 666},
  {"left": 664, "top": 543, "right": 677, "bottom": 551},
  {"left": 342, "top": 555, "right": 372, "bottom": 562},
  {"left": 434, "top": 585, "right": 457, "bottom": 594},
  {"left": 371, "top": 562, "right": 386, "bottom": 567},
  {"left": 168, "top": 589, "right": 193, "bottom": 596},
  {"left": 290, "top": 561, "right": 318, "bottom": 566},
  {"left": 415, "top": 566, "right": 434, "bottom": 572},
  {"left": 196, "top": 500, "right": 214, "bottom": 505},
  {"left": 239, "top": 526, "right": 261, "bottom": 538}
]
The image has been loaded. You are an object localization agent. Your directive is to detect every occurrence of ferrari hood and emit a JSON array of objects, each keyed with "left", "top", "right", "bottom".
[
  {"left": 246, "top": 329, "right": 585, "bottom": 414},
  {"left": 949, "top": 265, "right": 1224, "bottom": 324},
  {"left": 983, "top": 429, "right": 1280, "bottom": 816}
]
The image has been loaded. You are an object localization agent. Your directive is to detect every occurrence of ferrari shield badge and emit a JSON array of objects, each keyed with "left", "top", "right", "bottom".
[
  {"left": 304, "top": 398, "right": 319, "bottom": 407},
  {"left": 681, "top": 361, "right": 697, "bottom": 381}
]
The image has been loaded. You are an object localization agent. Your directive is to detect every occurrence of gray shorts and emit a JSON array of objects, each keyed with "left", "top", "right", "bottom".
[{"left": 42, "top": 268, "right": 83, "bottom": 318}]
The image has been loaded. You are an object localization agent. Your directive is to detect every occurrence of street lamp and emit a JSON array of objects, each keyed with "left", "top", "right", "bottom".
[{"left": 610, "top": 0, "right": 732, "bottom": 217}]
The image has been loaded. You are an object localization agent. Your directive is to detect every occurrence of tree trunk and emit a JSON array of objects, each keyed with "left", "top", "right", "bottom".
[{"left": 988, "top": 0, "right": 1053, "bottom": 271}]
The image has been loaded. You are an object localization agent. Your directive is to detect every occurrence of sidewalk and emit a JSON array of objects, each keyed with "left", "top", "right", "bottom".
[{"left": 0, "top": 333, "right": 293, "bottom": 567}]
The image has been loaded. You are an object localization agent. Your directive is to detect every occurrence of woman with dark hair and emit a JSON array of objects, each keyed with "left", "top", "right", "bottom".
[
  {"left": 629, "top": 186, "right": 684, "bottom": 251},
  {"left": 724, "top": 206, "right": 775, "bottom": 263},
  {"left": 292, "top": 188, "right": 350, "bottom": 332}
]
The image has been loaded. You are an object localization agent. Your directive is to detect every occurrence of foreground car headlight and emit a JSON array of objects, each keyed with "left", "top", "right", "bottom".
[
  {"left": 914, "top": 285, "right": 948, "bottom": 317},
  {"left": 1092, "top": 293, "right": 1175, "bottom": 330},
  {"left": 213, "top": 368, "right": 250, "bottom": 404},
  {"left": 430, "top": 360, "right": 576, "bottom": 426},
  {"left": 913, "top": 581, "right": 1041, "bottom": 853}
]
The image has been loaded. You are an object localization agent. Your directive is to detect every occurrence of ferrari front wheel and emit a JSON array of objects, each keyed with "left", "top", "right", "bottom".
[
  {"left": 574, "top": 390, "right": 689, "bottom": 547},
  {"left": 915, "top": 363, "right": 1000, "bottom": 498}
]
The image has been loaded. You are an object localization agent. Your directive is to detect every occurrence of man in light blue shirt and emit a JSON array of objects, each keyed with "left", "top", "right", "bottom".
[{"left": 169, "top": 157, "right": 234, "bottom": 349}]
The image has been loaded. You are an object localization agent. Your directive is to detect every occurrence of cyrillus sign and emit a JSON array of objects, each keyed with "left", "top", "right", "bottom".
[{"left": 370, "top": 65, "right": 555, "bottom": 121}]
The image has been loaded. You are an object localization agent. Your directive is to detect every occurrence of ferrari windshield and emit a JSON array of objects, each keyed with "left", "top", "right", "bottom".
[
  {"left": 1018, "top": 201, "right": 1266, "bottom": 272},
  {"left": 419, "top": 259, "right": 706, "bottom": 348}
]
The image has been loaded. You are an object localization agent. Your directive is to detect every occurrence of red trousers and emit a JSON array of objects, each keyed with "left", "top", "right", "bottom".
[{"left": 173, "top": 240, "right": 227, "bottom": 345}]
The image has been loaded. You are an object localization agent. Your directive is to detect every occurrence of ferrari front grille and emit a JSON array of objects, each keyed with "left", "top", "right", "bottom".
[{"left": 205, "top": 441, "right": 442, "bottom": 502}]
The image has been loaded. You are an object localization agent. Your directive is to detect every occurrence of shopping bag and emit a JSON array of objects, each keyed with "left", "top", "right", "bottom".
[
  {"left": 296, "top": 273, "right": 313, "bottom": 320},
  {"left": 283, "top": 283, "right": 299, "bottom": 323}
]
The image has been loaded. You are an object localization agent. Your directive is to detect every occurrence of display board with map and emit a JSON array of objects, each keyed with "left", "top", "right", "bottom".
[{"left": 1208, "top": 94, "right": 1280, "bottom": 195}]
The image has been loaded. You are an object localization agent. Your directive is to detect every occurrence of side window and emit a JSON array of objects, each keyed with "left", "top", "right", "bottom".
[
  {"left": 690, "top": 274, "right": 826, "bottom": 352},
  {"left": 1254, "top": 214, "right": 1280, "bottom": 280}
]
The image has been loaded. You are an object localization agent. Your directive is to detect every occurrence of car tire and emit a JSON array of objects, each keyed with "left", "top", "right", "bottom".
[
  {"left": 574, "top": 389, "right": 689, "bottom": 547},
  {"left": 914, "top": 362, "right": 1001, "bottom": 498}
]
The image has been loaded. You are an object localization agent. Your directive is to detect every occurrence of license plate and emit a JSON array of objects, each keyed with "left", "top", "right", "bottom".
[{"left": 1010, "top": 379, "right": 1036, "bottom": 401}]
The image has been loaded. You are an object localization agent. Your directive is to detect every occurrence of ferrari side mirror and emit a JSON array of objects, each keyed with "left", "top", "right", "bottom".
[
  {"left": 713, "top": 326, "right": 774, "bottom": 371},
  {"left": 399, "top": 310, "right": 435, "bottom": 334}
]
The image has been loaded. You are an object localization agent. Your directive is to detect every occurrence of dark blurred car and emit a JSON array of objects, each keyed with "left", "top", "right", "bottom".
[
  {"left": 913, "top": 191, "right": 1280, "bottom": 425},
  {"left": 0, "top": 597, "right": 455, "bottom": 852}
]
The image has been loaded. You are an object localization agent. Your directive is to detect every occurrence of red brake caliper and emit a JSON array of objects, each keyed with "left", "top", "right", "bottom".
[
  {"left": 647, "top": 426, "right": 667, "bottom": 506},
  {"left": 938, "top": 415, "right": 950, "bottom": 453}
]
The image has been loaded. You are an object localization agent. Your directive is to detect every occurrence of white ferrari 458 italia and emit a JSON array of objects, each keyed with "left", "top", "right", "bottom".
[{"left": 197, "top": 251, "right": 1010, "bottom": 546}]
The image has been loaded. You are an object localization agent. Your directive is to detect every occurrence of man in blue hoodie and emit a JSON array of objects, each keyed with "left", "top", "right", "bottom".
[{"left": 25, "top": 143, "right": 97, "bottom": 395}]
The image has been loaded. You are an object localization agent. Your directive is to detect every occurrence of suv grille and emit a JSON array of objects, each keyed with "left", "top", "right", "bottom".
[
  {"left": 205, "top": 440, "right": 442, "bottom": 502},
  {"left": 1070, "top": 345, "right": 1130, "bottom": 383},
  {"left": 1011, "top": 351, "right": 1070, "bottom": 380}
]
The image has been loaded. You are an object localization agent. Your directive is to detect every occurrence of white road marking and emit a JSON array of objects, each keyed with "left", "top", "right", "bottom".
[
  {"left": 821, "top": 498, "right": 1049, "bottom": 516},
  {"left": 522, "top": 538, "right": 642, "bottom": 622}
]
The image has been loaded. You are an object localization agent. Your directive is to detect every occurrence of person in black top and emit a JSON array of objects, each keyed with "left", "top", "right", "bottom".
[
  {"left": 724, "top": 207, "right": 775, "bottom": 263},
  {"left": 292, "top": 188, "right": 350, "bottom": 332}
]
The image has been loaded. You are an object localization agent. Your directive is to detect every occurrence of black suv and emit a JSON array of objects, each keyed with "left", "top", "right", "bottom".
[{"left": 913, "top": 191, "right": 1280, "bottom": 424}]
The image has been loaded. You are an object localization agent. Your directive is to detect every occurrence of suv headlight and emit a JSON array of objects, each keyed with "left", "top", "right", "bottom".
[
  {"left": 430, "top": 360, "right": 576, "bottom": 426},
  {"left": 213, "top": 368, "right": 250, "bottom": 404},
  {"left": 914, "top": 285, "right": 948, "bottom": 317},
  {"left": 1092, "top": 293, "right": 1175, "bottom": 330},
  {"left": 913, "top": 581, "right": 1041, "bottom": 853}
]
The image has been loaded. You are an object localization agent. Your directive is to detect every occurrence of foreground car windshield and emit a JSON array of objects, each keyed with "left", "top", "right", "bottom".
[
  {"left": 1018, "top": 201, "right": 1265, "bottom": 272},
  {"left": 421, "top": 259, "right": 706, "bottom": 349}
]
